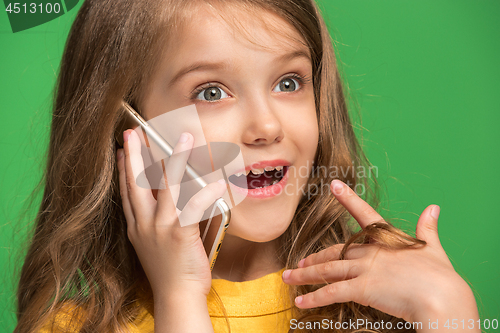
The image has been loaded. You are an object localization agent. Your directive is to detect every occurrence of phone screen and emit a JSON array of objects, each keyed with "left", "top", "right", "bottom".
[{"left": 200, "top": 215, "right": 222, "bottom": 257}]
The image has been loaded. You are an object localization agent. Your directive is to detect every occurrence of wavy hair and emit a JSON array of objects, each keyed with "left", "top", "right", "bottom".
[{"left": 15, "top": 0, "right": 424, "bottom": 332}]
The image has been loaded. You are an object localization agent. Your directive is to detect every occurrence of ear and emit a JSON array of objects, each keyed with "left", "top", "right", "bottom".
[{"left": 415, "top": 205, "right": 442, "bottom": 247}]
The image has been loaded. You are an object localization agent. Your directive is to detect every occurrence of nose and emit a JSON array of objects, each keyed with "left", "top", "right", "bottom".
[{"left": 241, "top": 97, "right": 284, "bottom": 146}]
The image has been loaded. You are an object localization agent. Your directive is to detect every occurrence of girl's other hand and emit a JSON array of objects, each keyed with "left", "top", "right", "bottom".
[
  {"left": 282, "top": 180, "right": 480, "bottom": 331},
  {"left": 117, "top": 129, "right": 226, "bottom": 299}
]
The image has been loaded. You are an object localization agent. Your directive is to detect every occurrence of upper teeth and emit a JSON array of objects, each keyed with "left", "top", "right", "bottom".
[
  {"left": 233, "top": 166, "right": 284, "bottom": 177},
  {"left": 251, "top": 168, "right": 265, "bottom": 175}
]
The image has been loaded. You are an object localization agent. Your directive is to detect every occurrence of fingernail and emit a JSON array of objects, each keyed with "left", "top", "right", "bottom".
[
  {"left": 282, "top": 269, "right": 291, "bottom": 280},
  {"left": 217, "top": 179, "right": 227, "bottom": 191},
  {"left": 298, "top": 259, "right": 305, "bottom": 268},
  {"left": 431, "top": 205, "right": 440, "bottom": 219},
  {"left": 331, "top": 180, "right": 343, "bottom": 193},
  {"left": 117, "top": 149, "right": 124, "bottom": 160},
  {"left": 123, "top": 130, "right": 130, "bottom": 142},
  {"left": 179, "top": 132, "right": 189, "bottom": 143},
  {"left": 295, "top": 296, "right": 303, "bottom": 305}
]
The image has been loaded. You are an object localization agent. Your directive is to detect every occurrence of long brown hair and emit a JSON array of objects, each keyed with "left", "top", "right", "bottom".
[{"left": 15, "top": 0, "right": 424, "bottom": 332}]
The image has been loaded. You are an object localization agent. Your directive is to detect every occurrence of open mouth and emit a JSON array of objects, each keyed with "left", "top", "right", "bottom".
[{"left": 228, "top": 166, "right": 288, "bottom": 190}]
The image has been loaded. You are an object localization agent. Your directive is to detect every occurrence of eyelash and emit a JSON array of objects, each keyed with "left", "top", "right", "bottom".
[{"left": 189, "top": 73, "right": 312, "bottom": 102}]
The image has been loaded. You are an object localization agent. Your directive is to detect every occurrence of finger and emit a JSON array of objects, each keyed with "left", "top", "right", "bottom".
[
  {"left": 294, "top": 279, "right": 360, "bottom": 309},
  {"left": 177, "top": 180, "right": 227, "bottom": 227},
  {"left": 331, "top": 180, "right": 385, "bottom": 229},
  {"left": 283, "top": 260, "right": 362, "bottom": 286},
  {"left": 123, "top": 130, "right": 156, "bottom": 223},
  {"left": 415, "top": 205, "right": 441, "bottom": 247},
  {"left": 159, "top": 132, "right": 194, "bottom": 206},
  {"left": 117, "top": 148, "right": 135, "bottom": 226},
  {"left": 299, "top": 244, "right": 366, "bottom": 268},
  {"left": 156, "top": 133, "right": 194, "bottom": 219}
]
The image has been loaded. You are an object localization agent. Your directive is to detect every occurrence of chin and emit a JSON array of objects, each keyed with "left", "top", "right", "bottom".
[{"left": 226, "top": 207, "right": 294, "bottom": 243}]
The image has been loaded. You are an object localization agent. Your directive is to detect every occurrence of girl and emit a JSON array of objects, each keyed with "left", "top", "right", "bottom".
[{"left": 15, "top": 0, "right": 479, "bottom": 332}]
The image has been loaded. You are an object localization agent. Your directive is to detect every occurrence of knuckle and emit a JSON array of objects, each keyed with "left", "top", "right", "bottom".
[
  {"left": 125, "top": 174, "right": 136, "bottom": 191},
  {"left": 325, "top": 283, "right": 337, "bottom": 297},
  {"left": 187, "top": 197, "right": 203, "bottom": 210},
  {"left": 361, "top": 208, "right": 378, "bottom": 222},
  {"left": 169, "top": 226, "right": 184, "bottom": 243},
  {"left": 327, "top": 246, "right": 341, "bottom": 260},
  {"left": 300, "top": 269, "right": 311, "bottom": 281},
  {"left": 359, "top": 255, "right": 374, "bottom": 271},
  {"left": 320, "top": 261, "right": 333, "bottom": 276},
  {"left": 360, "top": 204, "right": 372, "bottom": 215},
  {"left": 349, "top": 263, "right": 361, "bottom": 277},
  {"left": 120, "top": 188, "right": 128, "bottom": 199},
  {"left": 424, "top": 223, "right": 438, "bottom": 233},
  {"left": 314, "top": 251, "right": 325, "bottom": 263}
]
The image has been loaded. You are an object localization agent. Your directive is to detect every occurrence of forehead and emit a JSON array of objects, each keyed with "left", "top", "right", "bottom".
[{"left": 168, "top": 2, "right": 311, "bottom": 62}]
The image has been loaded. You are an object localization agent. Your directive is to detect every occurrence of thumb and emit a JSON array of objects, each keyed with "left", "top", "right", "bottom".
[{"left": 415, "top": 205, "right": 442, "bottom": 246}]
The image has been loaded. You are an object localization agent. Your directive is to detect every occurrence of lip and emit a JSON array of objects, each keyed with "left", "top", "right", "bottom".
[
  {"left": 231, "top": 159, "right": 291, "bottom": 175},
  {"left": 229, "top": 164, "right": 290, "bottom": 199}
]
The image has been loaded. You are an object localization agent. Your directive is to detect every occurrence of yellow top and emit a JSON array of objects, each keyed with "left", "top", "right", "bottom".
[
  {"left": 40, "top": 269, "right": 293, "bottom": 332},
  {"left": 208, "top": 268, "right": 293, "bottom": 332}
]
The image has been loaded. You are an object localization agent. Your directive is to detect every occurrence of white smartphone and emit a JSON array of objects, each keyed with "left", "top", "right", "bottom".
[{"left": 116, "top": 101, "right": 231, "bottom": 271}]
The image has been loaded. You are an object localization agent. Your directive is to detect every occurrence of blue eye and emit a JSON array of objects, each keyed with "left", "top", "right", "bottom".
[
  {"left": 195, "top": 86, "right": 229, "bottom": 102},
  {"left": 273, "top": 77, "right": 300, "bottom": 93}
]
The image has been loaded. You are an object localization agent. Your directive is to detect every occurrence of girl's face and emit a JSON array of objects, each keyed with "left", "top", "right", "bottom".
[{"left": 142, "top": 5, "right": 318, "bottom": 242}]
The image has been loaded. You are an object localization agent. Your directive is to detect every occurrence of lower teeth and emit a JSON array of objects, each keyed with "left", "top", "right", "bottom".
[{"left": 254, "top": 179, "right": 279, "bottom": 189}]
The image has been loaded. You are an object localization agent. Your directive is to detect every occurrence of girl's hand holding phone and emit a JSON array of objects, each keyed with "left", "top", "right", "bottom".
[
  {"left": 283, "top": 180, "right": 480, "bottom": 332},
  {"left": 117, "top": 129, "right": 224, "bottom": 332}
]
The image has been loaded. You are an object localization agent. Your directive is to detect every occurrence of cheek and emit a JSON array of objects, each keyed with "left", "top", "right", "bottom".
[
  {"left": 304, "top": 103, "right": 319, "bottom": 155},
  {"left": 306, "top": 115, "right": 319, "bottom": 152},
  {"left": 196, "top": 109, "right": 240, "bottom": 143},
  {"left": 289, "top": 103, "right": 318, "bottom": 189},
  {"left": 286, "top": 103, "right": 318, "bottom": 154}
]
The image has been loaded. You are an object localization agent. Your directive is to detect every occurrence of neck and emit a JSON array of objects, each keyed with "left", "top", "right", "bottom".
[{"left": 211, "top": 234, "right": 283, "bottom": 282}]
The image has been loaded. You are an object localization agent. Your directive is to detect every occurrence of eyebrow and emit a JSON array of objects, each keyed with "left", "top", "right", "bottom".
[{"left": 167, "top": 49, "right": 311, "bottom": 87}]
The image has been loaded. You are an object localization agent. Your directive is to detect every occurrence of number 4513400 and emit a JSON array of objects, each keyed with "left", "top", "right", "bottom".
[{"left": 5, "top": 2, "right": 62, "bottom": 14}]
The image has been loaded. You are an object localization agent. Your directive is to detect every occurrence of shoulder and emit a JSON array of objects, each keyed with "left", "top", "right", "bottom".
[
  {"left": 39, "top": 303, "right": 86, "bottom": 333},
  {"left": 39, "top": 302, "right": 154, "bottom": 333}
]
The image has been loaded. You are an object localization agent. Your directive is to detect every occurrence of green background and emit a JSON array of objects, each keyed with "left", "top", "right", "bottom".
[
  {"left": 3, "top": 0, "right": 80, "bottom": 33},
  {"left": 1, "top": 0, "right": 499, "bottom": 331}
]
